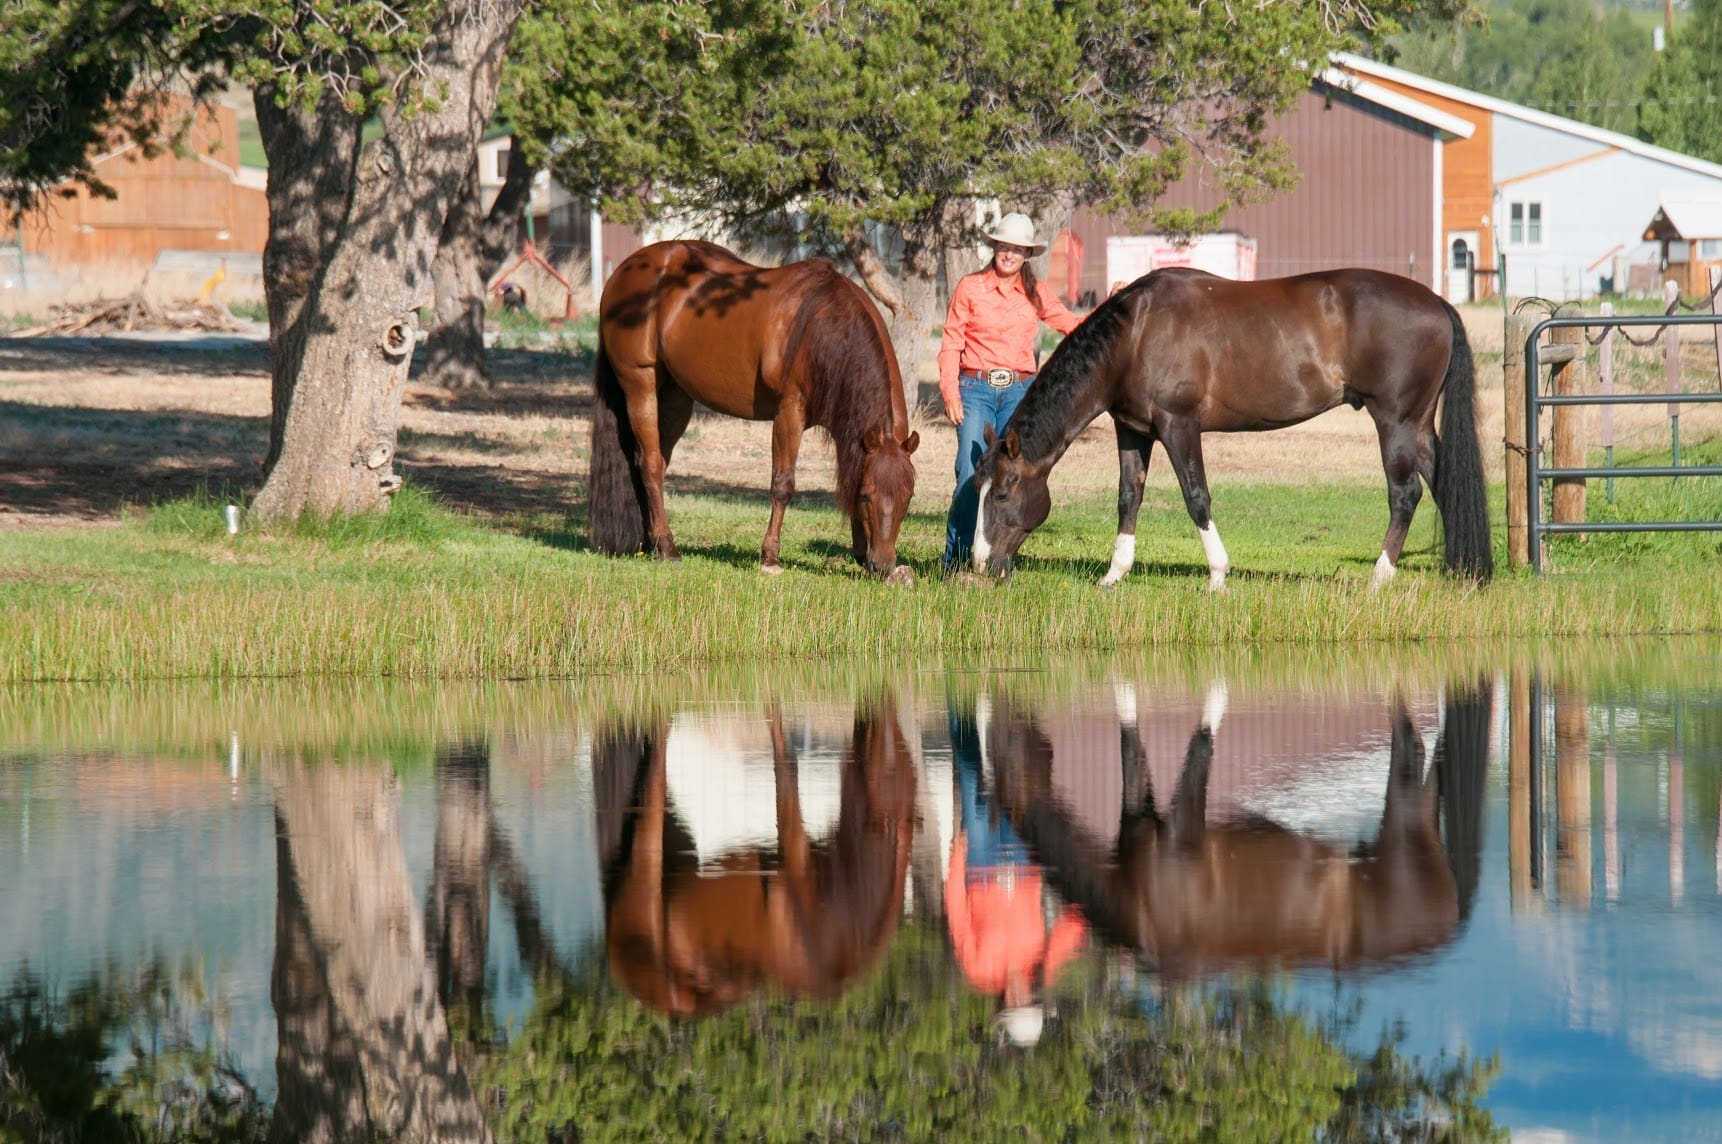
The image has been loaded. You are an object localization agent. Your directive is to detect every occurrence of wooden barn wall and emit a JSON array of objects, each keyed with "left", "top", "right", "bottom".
[
  {"left": 19, "top": 101, "right": 268, "bottom": 270},
  {"left": 1070, "top": 86, "right": 1438, "bottom": 301},
  {"left": 1353, "top": 75, "right": 1494, "bottom": 272}
]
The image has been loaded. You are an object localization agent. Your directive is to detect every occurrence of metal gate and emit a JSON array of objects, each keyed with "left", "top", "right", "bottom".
[{"left": 1523, "top": 312, "right": 1722, "bottom": 573}]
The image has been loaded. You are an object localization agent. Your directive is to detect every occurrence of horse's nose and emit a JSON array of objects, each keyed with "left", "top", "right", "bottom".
[{"left": 984, "top": 553, "right": 1014, "bottom": 579}]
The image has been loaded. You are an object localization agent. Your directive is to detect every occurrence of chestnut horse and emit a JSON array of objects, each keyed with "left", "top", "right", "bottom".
[
  {"left": 989, "top": 681, "right": 1489, "bottom": 978},
  {"left": 593, "top": 697, "right": 917, "bottom": 1017},
  {"left": 590, "top": 240, "right": 919, "bottom": 576},
  {"left": 972, "top": 268, "right": 1492, "bottom": 588}
]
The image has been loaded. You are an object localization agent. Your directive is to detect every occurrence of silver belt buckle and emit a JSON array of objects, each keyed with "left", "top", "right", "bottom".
[{"left": 985, "top": 368, "right": 1015, "bottom": 387}]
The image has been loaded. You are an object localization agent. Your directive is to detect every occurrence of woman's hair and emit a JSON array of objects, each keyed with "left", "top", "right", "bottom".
[{"left": 993, "top": 244, "right": 1045, "bottom": 320}]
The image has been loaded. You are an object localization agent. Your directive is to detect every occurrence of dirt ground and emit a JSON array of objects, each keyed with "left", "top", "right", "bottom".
[{"left": 0, "top": 308, "right": 1714, "bottom": 530}]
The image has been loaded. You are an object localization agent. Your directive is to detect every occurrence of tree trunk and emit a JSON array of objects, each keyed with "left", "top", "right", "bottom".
[
  {"left": 845, "top": 231, "right": 904, "bottom": 317},
  {"left": 424, "top": 162, "right": 492, "bottom": 390},
  {"left": 271, "top": 760, "right": 491, "bottom": 1144},
  {"left": 251, "top": 0, "right": 526, "bottom": 519},
  {"left": 893, "top": 234, "right": 944, "bottom": 419},
  {"left": 424, "top": 141, "right": 537, "bottom": 389},
  {"left": 427, "top": 742, "right": 492, "bottom": 1022}
]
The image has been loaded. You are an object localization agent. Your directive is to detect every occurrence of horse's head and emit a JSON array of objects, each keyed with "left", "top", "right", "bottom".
[
  {"left": 973, "top": 425, "right": 1051, "bottom": 577},
  {"left": 852, "top": 425, "right": 919, "bottom": 576}
]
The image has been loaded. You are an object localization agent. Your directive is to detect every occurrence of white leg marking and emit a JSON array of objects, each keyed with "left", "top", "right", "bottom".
[
  {"left": 1201, "top": 680, "right": 1229, "bottom": 735},
  {"left": 1198, "top": 522, "right": 1230, "bottom": 592},
  {"left": 976, "top": 691, "right": 993, "bottom": 785},
  {"left": 972, "top": 479, "right": 993, "bottom": 571},
  {"left": 1114, "top": 681, "right": 1138, "bottom": 725},
  {"left": 1370, "top": 552, "right": 1396, "bottom": 590},
  {"left": 1099, "top": 532, "right": 1136, "bottom": 587}
]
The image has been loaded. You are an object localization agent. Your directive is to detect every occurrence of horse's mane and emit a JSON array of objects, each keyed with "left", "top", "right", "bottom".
[
  {"left": 1004, "top": 282, "right": 1139, "bottom": 462},
  {"left": 781, "top": 263, "right": 907, "bottom": 517}
]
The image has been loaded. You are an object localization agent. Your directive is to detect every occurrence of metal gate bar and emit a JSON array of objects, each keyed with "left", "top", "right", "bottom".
[{"left": 1524, "top": 312, "right": 1722, "bottom": 572}]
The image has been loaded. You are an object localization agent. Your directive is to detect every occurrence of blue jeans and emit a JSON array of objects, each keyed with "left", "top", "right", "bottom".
[
  {"left": 951, "top": 709, "right": 1029, "bottom": 870},
  {"left": 943, "top": 375, "right": 1031, "bottom": 569}
]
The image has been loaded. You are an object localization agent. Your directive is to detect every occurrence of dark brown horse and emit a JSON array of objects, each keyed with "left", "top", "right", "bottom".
[
  {"left": 972, "top": 268, "right": 1492, "bottom": 587},
  {"left": 590, "top": 240, "right": 919, "bottom": 576},
  {"left": 593, "top": 697, "right": 917, "bottom": 1017},
  {"left": 989, "top": 681, "right": 1489, "bottom": 979}
]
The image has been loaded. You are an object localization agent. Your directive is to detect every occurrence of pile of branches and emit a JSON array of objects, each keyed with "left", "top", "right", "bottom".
[{"left": 12, "top": 294, "right": 242, "bottom": 337}]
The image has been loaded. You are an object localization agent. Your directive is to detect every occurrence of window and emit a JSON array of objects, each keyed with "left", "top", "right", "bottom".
[
  {"left": 1506, "top": 200, "right": 1545, "bottom": 248},
  {"left": 1701, "top": 239, "right": 1722, "bottom": 260},
  {"left": 493, "top": 146, "right": 511, "bottom": 181},
  {"left": 1450, "top": 238, "right": 1472, "bottom": 270}
]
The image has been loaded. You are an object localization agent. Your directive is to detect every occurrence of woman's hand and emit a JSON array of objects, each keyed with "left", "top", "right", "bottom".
[{"left": 944, "top": 396, "right": 964, "bottom": 426}]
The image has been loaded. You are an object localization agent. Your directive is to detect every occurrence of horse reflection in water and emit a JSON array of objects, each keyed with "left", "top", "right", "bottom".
[
  {"left": 991, "top": 682, "right": 1489, "bottom": 977},
  {"left": 594, "top": 698, "right": 917, "bottom": 1017}
]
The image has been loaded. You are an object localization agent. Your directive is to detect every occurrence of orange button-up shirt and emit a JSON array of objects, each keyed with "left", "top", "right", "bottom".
[
  {"left": 944, "top": 840, "right": 1088, "bottom": 995},
  {"left": 937, "top": 271, "right": 1083, "bottom": 403}
]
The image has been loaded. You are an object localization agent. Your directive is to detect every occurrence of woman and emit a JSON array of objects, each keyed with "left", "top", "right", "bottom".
[
  {"left": 943, "top": 694, "right": 1087, "bottom": 1048},
  {"left": 937, "top": 213, "right": 1083, "bottom": 572}
]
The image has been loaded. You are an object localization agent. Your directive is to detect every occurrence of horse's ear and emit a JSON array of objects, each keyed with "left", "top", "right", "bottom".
[
  {"left": 982, "top": 424, "right": 998, "bottom": 448},
  {"left": 1002, "top": 429, "right": 1021, "bottom": 459},
  {"left": 862, "top": 425, "right": 885, "bottom": 452},
  {"left": 901, "top": 430, "right": 920, "bottom": 455}
]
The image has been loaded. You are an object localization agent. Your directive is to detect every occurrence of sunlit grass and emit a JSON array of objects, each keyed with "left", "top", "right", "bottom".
[{"left": 0, "top": 476, "right": 1719, "bottom": 683}]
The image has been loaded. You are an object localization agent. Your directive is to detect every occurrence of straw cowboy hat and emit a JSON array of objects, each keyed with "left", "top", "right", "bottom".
[
  {"left": 995, "top": 1003, "right": 1046, "bottom": 1048},
  {"left": 983, "top": 212, "right": 1046, "bottom": 256}
]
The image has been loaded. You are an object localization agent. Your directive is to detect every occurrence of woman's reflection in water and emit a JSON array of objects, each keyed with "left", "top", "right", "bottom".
[
  {"left": 595, "top": 696, "right": 917, "bottom": 1017},
  {"left": 945, "top": 695, "right": 1087, "bottom": 1048},
  {"left": 989, "top": 679, "right": 1490, "bottom": 980}
]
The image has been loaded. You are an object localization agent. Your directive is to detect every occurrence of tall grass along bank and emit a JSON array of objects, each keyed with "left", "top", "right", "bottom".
[{"left": 1, "top": 480, "right": 1719, "bottom": 683}]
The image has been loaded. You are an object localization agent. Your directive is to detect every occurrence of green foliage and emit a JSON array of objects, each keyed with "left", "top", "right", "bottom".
[
  {"left": 508, "top": 0, "right": 1467, "bottom": 258},
  {"left": 1637, "top": 0, "right": 1722, "bottom": 162},
  {"left": 0, "top": 0, "right": 226, "bottom": 213},
  {"left": 1388, "top": 0, "right": 1658, "bottom": 134},
  {"left": 474, "top": 927, "right": 1501, "bottom": 1141},
  {"left": 0, "top": 966, "right": 268, "bottom": 1143}
]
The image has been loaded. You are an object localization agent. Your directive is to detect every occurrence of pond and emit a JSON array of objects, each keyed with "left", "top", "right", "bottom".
[{"left": 2, "top": 641, "right": 1719, "bottom": 1141}]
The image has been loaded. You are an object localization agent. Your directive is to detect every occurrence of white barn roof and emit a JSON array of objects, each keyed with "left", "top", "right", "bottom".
[
  {"left": 1333, "top": 51, "right": 1722, "bottom": 182},
  {"left": 1647, "top": 192, "right": 1722, "bottom": 240},
  {"left": 1317, "top": 68, "right": 1476, "bottom": 140}
]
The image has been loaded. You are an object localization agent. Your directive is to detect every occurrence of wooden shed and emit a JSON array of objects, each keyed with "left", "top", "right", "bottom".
[
  {"left": 1642, "top": 191, "right": 1722, "bottom": 299},
  {"left": 16, "top": 98, "right": 268, "bottom": 276}
]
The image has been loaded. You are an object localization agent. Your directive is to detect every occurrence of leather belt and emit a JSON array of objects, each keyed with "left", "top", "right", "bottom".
[{"left": 963, "top": 368, "right": 1032, "bottom": 388}]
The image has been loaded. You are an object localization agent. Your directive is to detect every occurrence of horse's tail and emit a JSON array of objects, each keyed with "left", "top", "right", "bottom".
[
  {"left": 1435, "top": 301, "right": 1494, "bottom": 581},
  {"left": 587, "top": 334, "right": 648, "bottom": 555},
  {"left": 1435, "top": 676, "right": 1492, "bottom": 924}
]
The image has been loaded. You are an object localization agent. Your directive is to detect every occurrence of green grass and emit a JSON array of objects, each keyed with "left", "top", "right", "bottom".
[{"left": 1, "top": 472, "right": 1720, "bottom": 683}]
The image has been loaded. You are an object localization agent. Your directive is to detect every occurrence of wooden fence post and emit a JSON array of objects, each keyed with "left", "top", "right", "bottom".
[
  {"left": 1665, "top": 279, "right": 1682, "bottom": 470},
  {"left": 1599, "top": 301, "right": 1616, "bottom": 504},
  {"left": 1508, "top": 666, "right": 1538, "bottom": 912},
  {"left": 1710, "top": 266, "right": 1721, "bottom": 387},
  {"left": 1551, "top": 306, "right": 1587, "bottom": 526},
  {"left": 1504, "top": 312, "right": 1534, "bottom": 569},
  {"left": 1555, "top": 685, "right": 1592, "bottom": 908}
]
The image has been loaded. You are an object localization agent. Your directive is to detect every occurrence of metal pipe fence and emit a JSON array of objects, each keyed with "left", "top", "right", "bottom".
[{"left": 1523, "top": 312, "right": 1722, "bottom": 573}]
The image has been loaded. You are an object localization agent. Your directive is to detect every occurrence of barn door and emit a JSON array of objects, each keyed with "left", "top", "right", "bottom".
[{"left": 1446, "top": 231, "right": 1479, "bottom": 304}]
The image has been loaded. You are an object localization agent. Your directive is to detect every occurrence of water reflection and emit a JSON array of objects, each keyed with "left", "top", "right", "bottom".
[
  {"left": 595, "top": 697, "right": 916, "bottom": 1017},
  {"left": 1, "top": 644, "right": 1719, "bottom": 1140},
  {"left": 985, "top": 681, "right": 1489, "bottom": 978}
]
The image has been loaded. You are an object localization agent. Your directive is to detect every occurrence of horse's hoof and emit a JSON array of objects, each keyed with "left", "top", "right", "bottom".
[
  {"left": 883, "top": 564, "right": 915, "bottom": 586},
  {"left": 1097, "top": 577, "right": 1120, "bottom": 592},
  {"left": 760, "top": 562, "right": 785, "bottom": 576}
]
